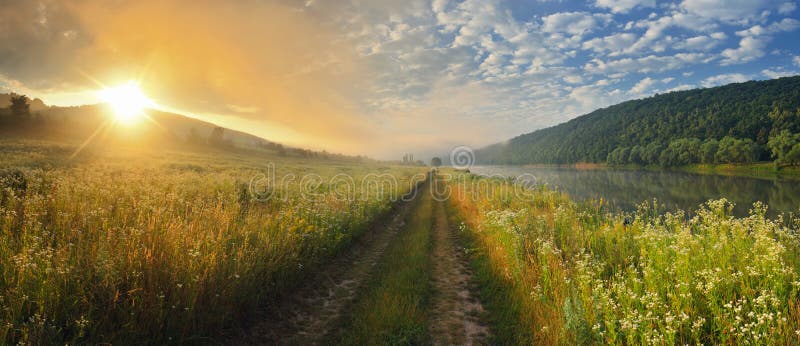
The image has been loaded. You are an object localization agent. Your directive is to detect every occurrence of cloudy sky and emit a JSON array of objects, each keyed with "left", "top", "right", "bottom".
[{"left": 1, "top": 0, "right": 799, "bottom": 159}]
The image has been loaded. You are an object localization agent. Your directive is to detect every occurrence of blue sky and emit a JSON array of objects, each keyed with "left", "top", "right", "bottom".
[
  {"left": 296, "top": 0, "right": 800, "bottom": 157},
  {"left": 1, "top": 0, "right": 798, "bottom": 158}
]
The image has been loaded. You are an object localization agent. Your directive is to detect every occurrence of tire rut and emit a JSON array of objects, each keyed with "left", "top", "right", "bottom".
[
  {"left": 239, "top": 193, "right": 419, "bottom": 345},
  {"left": 428, "top": 196, "right": 490, "bottom": 345}
]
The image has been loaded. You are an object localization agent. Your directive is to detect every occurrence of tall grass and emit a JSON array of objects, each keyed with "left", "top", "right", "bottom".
[
  {"left": 0, "top": 141, "right": 423, "bottom": 344},
  {"left": 448, "top": 172, "right": 800, "bottom": 344}
]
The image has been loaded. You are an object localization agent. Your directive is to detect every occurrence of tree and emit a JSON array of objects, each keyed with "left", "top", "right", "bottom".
[
  {"left": 10, "top": 95, "right": 30, "bottom": 121},
  {"left": 700, "top": 139, "right": 719, "bottom": 164},
  {"left": 784, "top": 144, "right": 800, "bottom": 165},
  {"left": 430, "top": 157, "right": 442, "bottom": 167},
  {"left": 716, "top": 137, "right": 759, "bottom": 164},
  {"left": 659, "top": 138, "right": 701, "bottom": 166},
  {"left": 628, "top": 145, "right": 644, "bottom": 165},
  {"left": 642, "top": 142, "right": 664, "bottom": 165},
  {"left": 767, "top": 130, "right": 800, "bottom": 164}
]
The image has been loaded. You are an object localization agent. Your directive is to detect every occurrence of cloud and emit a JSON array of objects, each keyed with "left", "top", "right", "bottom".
[
  {"left": 585, "top": 53, "right": 707, "bottom": 75},
  {"left": 779, "top": 2, "right": 797, "bottom": 14},
  {"left": 674, "top": 34, "right": 726, "bottom": 51},
  {"left": 542, "top": 12, "right": 612, "bottom": 35},
  {"left": 701, "top": 73, "right": 751, "bottom": 87},
  {"left": 680, "top": 0, "right": 785, "bottom": 22},
  {"left": 761, "top": 68, "right": 799, "bottom": 78},
  {"left": 629, "top": 77, "right": 657, "bottom": 94},
  {"left": 582, "top": 33, "right": 639, "bottom": 55},
  {"left": 594, "top": 0, "right": 656, "bottom": 13},
  {"left": 721, "top": 36, "right": 770, "bottom": 64},
  {"left": 0, "top": 0, "right": 797, "bottom": 158},
  {"left": 794, "top": 56, "right": 800, "bottom": 66},
  {"left": 735, "top": 18, "right": 800, "bottom": 36}
]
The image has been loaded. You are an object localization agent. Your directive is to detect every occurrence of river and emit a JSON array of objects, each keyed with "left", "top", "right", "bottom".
[{"left": 469, "top": 166, "right": 800, "bottom": 218}]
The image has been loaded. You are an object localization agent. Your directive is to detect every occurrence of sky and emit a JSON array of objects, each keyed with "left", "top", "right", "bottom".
[{"left": 0, "top": 0, "right": 799, "bottom": 159}]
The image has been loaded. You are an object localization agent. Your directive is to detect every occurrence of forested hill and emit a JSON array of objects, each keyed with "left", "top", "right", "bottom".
[{"left": 476, "top": 75, "right": 800, "bottom": 166}]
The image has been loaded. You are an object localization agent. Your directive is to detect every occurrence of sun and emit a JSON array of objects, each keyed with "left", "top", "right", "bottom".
[{"left": 98, "top": 81, "right": 155, "bottom": 123}]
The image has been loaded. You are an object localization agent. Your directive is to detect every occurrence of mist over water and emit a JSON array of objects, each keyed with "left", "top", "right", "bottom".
[{"left": 471, "top": 166, "right": 800, "bottom": 218}]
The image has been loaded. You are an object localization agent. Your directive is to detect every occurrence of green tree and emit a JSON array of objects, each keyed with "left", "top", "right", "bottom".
[
  {"left": 700, "top": 139, "right": 719, "bottom": 164},
  {"left": 767, "top": 130, "right": 800, "bottom": 164},
  {"left": 716, "top": 137, "right": 760, "bottom": 164},
  {"left": 430, "top": 157, "right": 442, "bottom": 167},
  {"left": 784, "top": 144, "right": 800, "bottom": 165},
  {"left": 659, "top": 138, "right": 701, "bottom": 166},
  {"left": 628, "top": 145, "right": 644, "bottom": 165}
]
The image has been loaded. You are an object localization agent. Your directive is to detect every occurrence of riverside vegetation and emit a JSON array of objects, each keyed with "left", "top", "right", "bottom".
[{"left": 448, "top": 171, "right": 800, "bottom": 344}]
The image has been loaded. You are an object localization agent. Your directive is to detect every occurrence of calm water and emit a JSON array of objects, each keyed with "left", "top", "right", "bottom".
[{"left": 470, "top": 166, "right": 800, "bottom": 218}]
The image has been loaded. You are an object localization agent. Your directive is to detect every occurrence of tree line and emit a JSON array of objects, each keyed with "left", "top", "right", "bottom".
[{"left": 476, "top": 76, "right": 800, "bottom": 167}]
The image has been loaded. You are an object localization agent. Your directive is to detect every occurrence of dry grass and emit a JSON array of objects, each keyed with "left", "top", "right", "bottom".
[{"left": 0, "top": 140, "right": 424, "bottom": 344}]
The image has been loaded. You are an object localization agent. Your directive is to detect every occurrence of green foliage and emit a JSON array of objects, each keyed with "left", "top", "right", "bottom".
[
  {"left": 699, "top": 139, "right": 719, "bottom": 164},
  {"left": 715, "top": 136, "right": 760, "bottom": 164},
  {"left": 477, "top": 76, "right": 800, "bottom": 165},
  {"left": 659, "top": 138, "right": 701, "bottom": 166},
  {"left": 430, "top": 157, "right": 442, "bottom": 167},
  {"left": 768, "top": 130, "right": 800, "bottom": 165}
]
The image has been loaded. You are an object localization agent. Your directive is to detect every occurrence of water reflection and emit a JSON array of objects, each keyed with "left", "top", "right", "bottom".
[{"left": 470, "top": 166, "right": 800, "bottom": 218}]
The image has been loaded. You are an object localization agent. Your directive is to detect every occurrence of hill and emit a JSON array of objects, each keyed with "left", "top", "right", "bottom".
[
  {"left": 476, "top": 76, "right": 800, "bottom": 166},
  {"left": 0, "top": 96, "right": 362, "bottom": 160}
]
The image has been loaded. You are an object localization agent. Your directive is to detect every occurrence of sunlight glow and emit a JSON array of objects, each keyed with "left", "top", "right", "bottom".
[{"left": 98, "top": 81, "right": 155, "bottom": 123}]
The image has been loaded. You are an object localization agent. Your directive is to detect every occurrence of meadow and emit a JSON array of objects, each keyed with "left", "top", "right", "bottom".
[
  {"left": 447, "top": 172, "right": 800, "bottom": 345},
  {"left": 0, "top": 140, "right": 423, "bottom": 344}
]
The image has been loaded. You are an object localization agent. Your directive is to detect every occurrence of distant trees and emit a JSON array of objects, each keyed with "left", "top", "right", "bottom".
[
  {"left": 700, "top": 139, "right": 719, "bottom": 164},
  {"left": 430, "top": 157, "right": 442, "bottom": 167},
  {"left": 659, "top": 138, "right": 701, "bottom": 166},
  {"left": 476, "top": 76, "right": 800, "bottom": 165},
  {"left": 715, "top": 137, "right": 760, "bottom": 164},
  {"left": 605, "top": 136, "right": 763, "bottom": 167},
  {"left": 768, "top": 130, "right": 800, "bottom": 166},
  {"left": 10, "top": 95, "right": 30, "bottom": 120}
]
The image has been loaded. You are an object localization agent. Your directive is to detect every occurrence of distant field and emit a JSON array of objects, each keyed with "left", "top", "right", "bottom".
[{"left": 0, "top": 140, "right": 424, "bottom": 344}]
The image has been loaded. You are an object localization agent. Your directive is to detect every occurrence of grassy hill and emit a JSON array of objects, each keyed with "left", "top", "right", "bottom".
[
  {"left": 476, "top": 75, "right": 800, "bottom": 165},
  {"left": 0, "top": 96, "right": 362, "bottom": 161}
]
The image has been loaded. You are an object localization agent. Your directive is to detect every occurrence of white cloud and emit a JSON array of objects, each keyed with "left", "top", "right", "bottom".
[
  {"left": 762, "top": 68, "right": 799, "bottom": 78},
  {"left": 541, "top": 12, "right": 612, "bottom": 36},
  {"left": 582, "top": 33, "right": 639, "bottom": 55},
  {"left": 629, "top": 77, "right": 656, "bottom": 94},
  {"left": 594, "top": 0, "right": 656, "bottom": 13},
  {"left": 735, "top": 18, "right": 800, "bottom": 36},
  {"left": 674, "top": 34, "right": 725, "bottom": 51},
  {"left": 585, "top": 53, "right": 707, "bottom": 75},
  {"left": 794, "top": 55, "right": 800, "bottom": 66},
  {"left": 721, "top": 36, "right": 770, "bottom": 64},
  {"left": 681, "top": 0, "right": 785, "bottom": 23},
  {"left": 779, "top": 2, "right": 797, "bottom": 14},
  {"left": 625, "top": 11, "right": 717, "bottom": 54},
  {"left": 665, "top": 84, "right": 695, "bottom": 92},
  {"left": 701, "top": 73, "right": 750, "bottom": 87}
]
